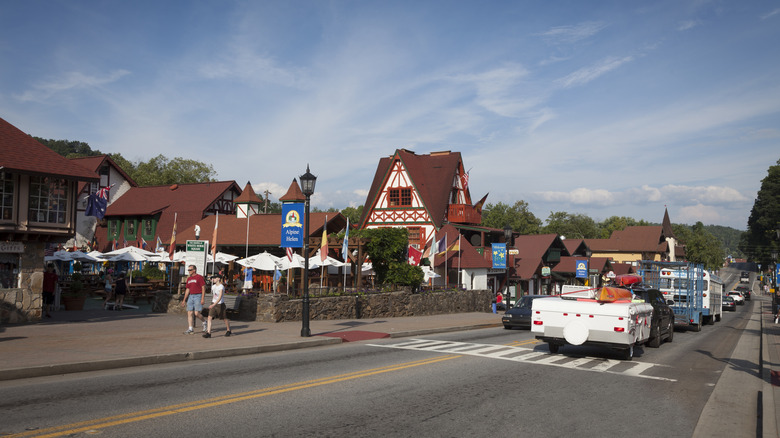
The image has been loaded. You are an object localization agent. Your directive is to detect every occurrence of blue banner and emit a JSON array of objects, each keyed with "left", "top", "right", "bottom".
[
  {"left": 575, "top": 259, "right": 588, "bottom": 278},
  {"left": 280, "top": 203, "right": 304, "bottom": 248},
  {"left": 492, "top": 243, "right": 507, "bottom": 269}
]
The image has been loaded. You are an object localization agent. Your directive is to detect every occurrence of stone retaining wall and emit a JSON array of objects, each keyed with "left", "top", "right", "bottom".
[{"left": 158, "top": 289, "right": 492, "bottom": 322}]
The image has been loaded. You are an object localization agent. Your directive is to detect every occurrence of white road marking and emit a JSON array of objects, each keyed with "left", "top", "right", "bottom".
[{"left": 368, "top": 339, "right": 676, "bottom": 382}]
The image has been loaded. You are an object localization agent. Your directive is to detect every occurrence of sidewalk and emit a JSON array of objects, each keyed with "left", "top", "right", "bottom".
[{"left": 0, "top": 297, "right": 503, "bottom": 381}]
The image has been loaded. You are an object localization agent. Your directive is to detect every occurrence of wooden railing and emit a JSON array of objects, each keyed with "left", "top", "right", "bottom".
[{"left": 447, "top": 204, "right": 481, "bottom": 224}]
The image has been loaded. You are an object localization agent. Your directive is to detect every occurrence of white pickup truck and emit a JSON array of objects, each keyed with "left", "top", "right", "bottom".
[{"left": 531, "top": 284, "right": 653, "bottom": 360}]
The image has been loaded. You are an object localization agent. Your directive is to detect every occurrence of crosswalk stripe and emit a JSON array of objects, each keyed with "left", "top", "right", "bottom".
[{"left": 368, "top": 339, "right": 676, "bottom": 382}]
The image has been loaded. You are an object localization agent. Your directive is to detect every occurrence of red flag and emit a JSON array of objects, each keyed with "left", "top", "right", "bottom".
[
  {"left": 168, "top": 212, "right": 177, "bottom": 259},
  {"left": 408, "top": 245, "right": 423, "bottom": 266},
  {"left": 211, "top": 212, "right": 219, "bottom": 258}
]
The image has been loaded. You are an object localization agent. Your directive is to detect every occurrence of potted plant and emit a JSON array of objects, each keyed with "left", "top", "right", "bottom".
[{"left": 62, "top": 271, "right": 87, "bottom": 310}]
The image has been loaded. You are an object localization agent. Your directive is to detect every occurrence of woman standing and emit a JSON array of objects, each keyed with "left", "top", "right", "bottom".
[
  {"left": 103, "top": 269, "right": 114, "bottom": 310},
  {"left": 114, "top": 272, "right": 127, "bottom": 311}
]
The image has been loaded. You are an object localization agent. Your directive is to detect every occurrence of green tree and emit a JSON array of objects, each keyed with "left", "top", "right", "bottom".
[
  {"left": 385, "top": 262, "right": 424, "bottom": 291},
  {"left": 35, "top": 137, "right": 99, "bottom": 158},
  {"left": 741, "top": 158, "right": 780, "bottom": 266},
  {"left": 542, "top": 211, "right": 600, "bottom": 239},
  {"left": 480, "top": 201, "right": 542, "bottom": 234},
  {"left": 598, "top": 216, "right": 649, "bottom": 239},
  {"left": 363, "top": 227, "right": 410, "bottom": 285},
  {"left": 132, "top": 154, "right": 217, "bottom": 186},
  {"left": 678, "top": 222, "right": 724, "bottom": 270},
  {"left": 340, "top": 206, "right": 364, "bottom": 225}
]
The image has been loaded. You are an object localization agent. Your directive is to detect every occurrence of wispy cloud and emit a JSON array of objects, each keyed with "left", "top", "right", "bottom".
[
  {"left": 15, "top": 70, "right": 130, "bottom": 102},
  {"left": 678, "top": 20, "right": 700, "bottom": 31},
  {"left": 537, "top": 21, "right": 608, "bottom": 44},
  {"left": 557, "top": 56, "right": 633, "bottom": 88},
  {"left": 532, "top": 184, "right": 749, "bottom": 208},
  {"left": 761, "top": 8, "right": 780, "bottom": 20}
]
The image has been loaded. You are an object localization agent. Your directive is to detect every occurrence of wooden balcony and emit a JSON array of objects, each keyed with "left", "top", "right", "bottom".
[{"left": 447, "top": 204, "right": 482, "bottom": 225}]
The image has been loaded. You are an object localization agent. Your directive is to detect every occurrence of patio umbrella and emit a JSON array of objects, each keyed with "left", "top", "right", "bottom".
[
  {"left": 236, "top": 252, "right": 280, "bottom": 271},
  {"left": 207, "top": 251, "right": 240, "bottom": 264},
  {"left": 274, "top": 253, "right": 309, "bottom": 271},
  {"left": 103, "top": 246, "right": 158, "bottom": 258},
  {"left": 44, "top": 250, "right": 73, "bottom": 262}
]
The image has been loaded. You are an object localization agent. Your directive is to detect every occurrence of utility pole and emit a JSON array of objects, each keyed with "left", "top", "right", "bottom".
[{"left": 263, "top": 190, "right": 271, "bottom": 214}]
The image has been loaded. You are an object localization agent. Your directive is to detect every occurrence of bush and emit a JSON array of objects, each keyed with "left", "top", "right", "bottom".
[{"left": 384, "top": 262, "right": 424, "bottom": 291}]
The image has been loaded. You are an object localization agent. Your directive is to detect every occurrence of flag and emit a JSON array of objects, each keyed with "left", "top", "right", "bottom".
[
  {"left": 320, "top": 216, "right": 328, "bottom": 262},
  {"left": 474, "top": 193, "right": 489, "bottom": 212},
  {"left": 123, "top": 238, "right": 127, "bottom": 248},
  {"left": 447, "top": 240, "right": 460, "bottom": 252},
  {"left": 169, "top": 212, "right": 177, "bottom": 258},
  {"left": 111, "top": 240, "right": 117, "bottom": 251},
  {"left": 211, "top": 212, "right": 219, "bottom": 258},
  {"left": 408, "top": 245, "right": 423, "bottom": 266},
  {"left": 436, "top": 235, "right": 447, "bottom": 254},
  {"left": 342, "top": 218, "right": 350, "bottom": 262},
  {"left": 155, "top": 236, "right": 163, "bottom": 253},
  {"left": 141, "top": 237, "right": 148, "bottom": 250},
  {"left": 286, "top": 246, "right": 294, "bottom": 262},
  {"left": 461, "top": 169, "right": 470, "bottom": 191},
  {"left": 85, "top": 185, "right": 113, "bottom": 219}
]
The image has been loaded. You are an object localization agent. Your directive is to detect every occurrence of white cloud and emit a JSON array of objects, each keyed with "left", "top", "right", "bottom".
[
  {"left": 15, "top": 70, "right": 130, "bottom": 102},
  {"left": 677, "top": 204, "right": 727, "bottom": 225},
  {"left": 532, "top": 184, "right": 748, "bottom": 208},
  {"left": 677, "top": 20, "right": 700, "bottom": 31},
  {"left": 761, "top": 8, "right": 780, "bottom": 20},
  {"left": 537, "top": 21, "right": 608, "bottom": 44},
  {"left": 557, "top": 56, "right": 634, "bottom": 88}
]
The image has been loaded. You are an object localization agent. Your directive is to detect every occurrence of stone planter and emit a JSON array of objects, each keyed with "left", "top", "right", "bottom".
[{"left": 62, "top": 295, "right": 87, "bottom": 311}]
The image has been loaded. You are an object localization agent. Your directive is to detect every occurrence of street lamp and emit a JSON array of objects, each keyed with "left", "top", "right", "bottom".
[
  {"left": 504, "top": 224, "right": 513, "bottom": 309},
  {"left": 300, "top": 165, "right": 317, "bottom": 337}
]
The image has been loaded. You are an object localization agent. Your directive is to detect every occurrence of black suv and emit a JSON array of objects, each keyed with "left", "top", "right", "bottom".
[
  {"left": 735, "top": 285, "right": 751, "bottom": 301},
  {"left": 632, "top": 287, "right": 675, "bottom": 348}
]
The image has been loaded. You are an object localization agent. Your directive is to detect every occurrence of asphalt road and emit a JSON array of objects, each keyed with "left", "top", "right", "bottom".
[{"left": 0, "top": 302, "right": 753, "bottom": 438}]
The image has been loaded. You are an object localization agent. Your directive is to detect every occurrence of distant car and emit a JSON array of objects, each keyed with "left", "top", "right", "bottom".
[
  {"left": 735, "top": 285, "right": 751, "bottom": 301},
  {"left": 740, "top": 271, "right": 750, "bottom": 283},
  {"left": 503, "top": 295, "right": 551, "bottom": 329},
  {"left": 722, "top": 295, "right": 737, "bottom": 311},
  {"left": 727, "top": 291, "right": 745, "bottom": 305}
]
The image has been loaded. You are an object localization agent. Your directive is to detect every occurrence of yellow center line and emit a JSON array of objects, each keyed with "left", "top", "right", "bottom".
[
  {"left": 504, "top": 339, "right": 541, "bottom": 347},
  {"left": 10, "top": 354, "right": 461, "bottom": 438}
]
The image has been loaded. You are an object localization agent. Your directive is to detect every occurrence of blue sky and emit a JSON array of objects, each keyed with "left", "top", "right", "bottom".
[{"left": 2, "top": 1, "right": 779, "bottom": 230}]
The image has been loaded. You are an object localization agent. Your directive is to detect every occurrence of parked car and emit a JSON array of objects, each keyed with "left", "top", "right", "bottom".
[
  {"left": 631, "top": 287, "right": 675, "bottom": 347},
  {"left": 722, "top": 295, "right": 737, "bottom": 311},
  {"left": 735, "top": 285, "right": 751, "bottom": 301},
  {"left": 727, "top": 291, "right": 745, "bottom": 305},
  {"left": 503, "top": 295, "right": 551, "bottom": 329}
]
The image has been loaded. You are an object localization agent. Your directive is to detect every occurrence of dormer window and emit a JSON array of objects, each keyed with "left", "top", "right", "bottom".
[{"left": 388, "top": 188, "right": 412, "bottom": 207}]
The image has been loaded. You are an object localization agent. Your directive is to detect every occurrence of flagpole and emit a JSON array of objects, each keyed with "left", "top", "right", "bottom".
[
  {"left": 430, "top": 231, "right": 435, "bottom": 289},
  {"left": 457, "top": 234, "right": 461, "bottom": 289},
  {"left": 444, "top": 234, "right": 448, "bottom": 288}
]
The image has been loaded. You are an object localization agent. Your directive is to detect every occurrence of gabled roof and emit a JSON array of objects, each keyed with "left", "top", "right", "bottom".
[
  {"left": 587, "top": 226, "right": 667, "bottom": 253},
  {"left": 178, "top": 211, "right": 346, "bottom": 251},
  {"left": 0, "top": 117, "right": 98, "bottom": 181},
  {"left": 104, "top": 181, "right": 241, "bottom": 244},
  {"left": 553, "top": 256, "right": 612, "bottom": 274},
  {"left": 509, "top": 234, "right": 569, "bottom": 280},
  {"left": 70, "top": 154, "right": 137, "bottom": 194},
  {"left": 562, "top": 239, "right": 590, "bottom": 257},
  {"left": 359, "top": 149, "right": 464, "bottom": 229}
]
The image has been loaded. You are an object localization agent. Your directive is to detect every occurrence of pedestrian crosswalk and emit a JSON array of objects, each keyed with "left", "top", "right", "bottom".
[{"left": 367, "top": 339, "right": 676, "bottom": 382}]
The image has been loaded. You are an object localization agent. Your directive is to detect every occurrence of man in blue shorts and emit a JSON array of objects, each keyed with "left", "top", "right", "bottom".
[{"left": 180, "top": 264, "right": 207, "bottom": 334}]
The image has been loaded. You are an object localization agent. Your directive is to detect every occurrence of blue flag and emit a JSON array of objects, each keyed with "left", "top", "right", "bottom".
[{"left": 342, "top": 218, "right": 350, "bottom": 262}]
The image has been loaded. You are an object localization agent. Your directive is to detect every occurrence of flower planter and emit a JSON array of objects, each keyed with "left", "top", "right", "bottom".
[{"left": 62, "top": 296, "right": 87, "bottom": 311}]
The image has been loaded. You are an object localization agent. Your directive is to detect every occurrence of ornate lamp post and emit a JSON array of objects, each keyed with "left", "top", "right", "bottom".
[
  {"left": 504, "top": 224, "right": 513, "bottom": 308},
  {"left": 299, "top": 165, "right": 317, "bottom": 337}
]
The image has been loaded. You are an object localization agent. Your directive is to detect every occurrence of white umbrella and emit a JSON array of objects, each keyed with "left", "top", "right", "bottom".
[
  {"left": 107, "top": 251, "right": 149, "bottom": 262},
  {"left": 207, "top": 251, "right": 240, "bottom": 264},
  {"left": 44, "top": 250, "right": 73, "bottom": 262},
  {"left": 237, "top": 252, "right": 280, "bottom": 271},
  {"left": 275, "top": 253, "right": 309, "bottom": 271},
  {"left": 103, "top": 246, "right": 158, "bottom": 258},
  {"left": 310, "top": 250, "right": 346, "bottom": 269},
  {"left": 69, "top": 250, "right": 103, "bottom": 263}
]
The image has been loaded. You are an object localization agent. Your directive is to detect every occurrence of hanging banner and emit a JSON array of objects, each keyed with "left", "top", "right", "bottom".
[
  {"left": 575, "top": 259, "right": 588, "bottom": 278},
  {"left": 281, "top": 203, "right": 304, "bottom": 248},
  {"left": 492, "top": 243, "right": 507, "bottom": 269}
]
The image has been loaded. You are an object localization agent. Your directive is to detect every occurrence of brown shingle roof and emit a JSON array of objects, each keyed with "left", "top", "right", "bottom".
[
  {"left": 70, "top": 154, "right": 137, "bottom": 194},
  {"left": 235, "top": 181, "right": 263, "bottom": 204},
  {"left": 279, "top": 179, "right": 305, "bottom": 202},
  {"left": 0, "top": 117, "right": 98, "bottom": 181},
  {"left": 359, "top": 149, "right": 463, "bottom": 229},
  {"left": 431, "top": 224, "right": 491, "bottom": 269}
]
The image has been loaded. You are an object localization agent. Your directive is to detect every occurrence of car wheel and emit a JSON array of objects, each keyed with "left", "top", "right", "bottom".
[
  {"left": 503, "top": 325, "right": 511, "bottom": 330},
  {"left": 648, "top": 324, "right": 661, "bottom": 348},
  {"left": 548, "top": 343, "right": 560, "bottom": 354}
]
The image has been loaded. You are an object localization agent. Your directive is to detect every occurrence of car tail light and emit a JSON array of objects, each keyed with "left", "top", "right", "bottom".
[
  {"left": 533, "top": 321, "right": 543, "bottom": 325},
  {"left": 614, "top": 327, "right": 625, "bottom": 332},
  {"left": 618, "top": 317, "right": 624, "bottom": 320}
]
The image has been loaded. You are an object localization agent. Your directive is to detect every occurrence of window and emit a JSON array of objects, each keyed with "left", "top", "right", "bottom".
[
  {"left": 142, "top": 218, "right": 156, "bottom": 240},
  {"left": 108, "top": 220, "right": 121, "bottom": 240},
  {"left": 28, "top": 177, "right": 68, "bottom": 224},
  {"left": 388, "top": 188, "right": 412, "bottom": 207},
  {"left": 0, "top": 173, "right": 14, "bottom": 221},
  {"left": 125, "top": 219, "right": 137, "bottom": 239},
  {"left": 0, "top": 253, "right": 19, "bottom": 288},
  {"left": 408, "top": 226, "right": 422, "bottom": 247}
]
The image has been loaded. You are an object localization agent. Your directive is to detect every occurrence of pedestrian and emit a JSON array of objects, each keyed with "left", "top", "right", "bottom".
[
  {"left": 496, "top": 292, "right": 503, "bottom": 310},
  {"left": 181, "top": 264, "right": 207, "bottom": 334},
  {"left": 42, "top": 264, "right": 58, "bottom": 318},
  {"left": 242, "top": 265, "right": 253, "bottom": 292},
  {"left": 203, "top": 275, "right": 232, "bottom": 338},
  {"left": 114, "top": 272, "right": 127, "bottom": 311},
  {"left": 103, "top": 269, "right": 114, "bottom": 310}
]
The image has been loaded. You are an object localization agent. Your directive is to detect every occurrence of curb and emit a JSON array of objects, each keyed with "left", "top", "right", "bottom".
[{"left": 0, "top": 337, "right": 342, "bottom": 382}]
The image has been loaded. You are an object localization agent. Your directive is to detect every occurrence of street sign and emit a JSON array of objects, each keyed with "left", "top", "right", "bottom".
[{"left": 186, "top": 240, "right": 208, "bottom": 275}]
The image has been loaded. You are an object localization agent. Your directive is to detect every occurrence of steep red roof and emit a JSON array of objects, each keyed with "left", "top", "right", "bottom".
[
  {"left": 235, "top": 181, "right": 264, "bottom": 204},
  {"left": 509, "top": 234, "right": 569, "bottom": 280},
  {"left": 70, "top": 154, "right": 137, "bottom": 194},
  {"left": 0, "top": 117, "right": 98, "bottom": 181},
  {"left": 431, "top": 224, "right": 491, "bottom": 269},
  {"left": 360, "top": 149, "right": 463, "bottom": 228},
  {"left": 279, "top": 179, "right": 305, "bottom": 202}
]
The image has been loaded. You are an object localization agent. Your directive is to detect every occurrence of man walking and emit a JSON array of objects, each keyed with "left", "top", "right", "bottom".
[{"left": 181, "top": 264, "right": 207, "bottom": 334}]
